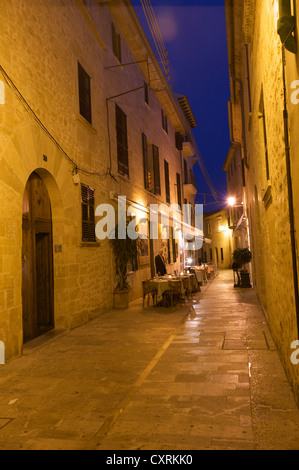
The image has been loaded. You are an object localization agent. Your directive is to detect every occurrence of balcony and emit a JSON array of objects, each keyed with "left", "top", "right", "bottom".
[
  {"left": 182, "top": 136, "right": 195, "bottom": 157},
  {"left": 183, "top": 172, "right": 197, "bottom": 196}
]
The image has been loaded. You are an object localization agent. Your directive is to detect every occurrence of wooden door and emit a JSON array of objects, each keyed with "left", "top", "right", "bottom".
[{"left": 22, "top": 173, "right": 54, "bottom": 343}]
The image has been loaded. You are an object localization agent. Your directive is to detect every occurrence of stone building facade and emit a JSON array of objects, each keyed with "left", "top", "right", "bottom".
[
  {"left": 0, "top": 0, "right": 199, "bottom": 360},
  {"left": 225, "top": 0, "right": 299, "bottom": 403},
  {"left": 200, "top": 209, "right": 233, "bottom": 270}
]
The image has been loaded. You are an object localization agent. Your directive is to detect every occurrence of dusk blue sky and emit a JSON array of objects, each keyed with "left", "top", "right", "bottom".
[{"left": 132, "top": 0, "right": 230, "bottom": 210}]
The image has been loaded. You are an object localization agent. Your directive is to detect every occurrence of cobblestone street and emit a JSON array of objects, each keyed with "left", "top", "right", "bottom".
[{"left": 0, "top": 270, "right": 299, "bottom": 450}]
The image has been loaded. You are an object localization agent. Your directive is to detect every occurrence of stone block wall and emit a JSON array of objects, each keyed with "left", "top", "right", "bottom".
[
  {"left": 0, "top": 0, "right": 186, "bottom": 359},
  {"left": 226, "top": 0, "right": 299, "bottom": 403}
]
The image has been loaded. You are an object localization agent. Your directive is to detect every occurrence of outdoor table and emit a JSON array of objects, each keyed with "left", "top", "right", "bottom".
[
  {"left": 148, "top": 278, "right": 184, "bottom": 305},
  {"left": 188, "top": 267, "right": 207, "bottom": 285}
]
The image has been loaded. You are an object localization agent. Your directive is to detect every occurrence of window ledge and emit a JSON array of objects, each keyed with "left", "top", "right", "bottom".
[
  {"left": 117, "top": 171, "right": 130, "bottom": 181},
  {"left": 77, "top": 114, "right": 97, "bottom": 134},
  {"left": 79, "top": 241, "right": 101, "bottom": 248}
]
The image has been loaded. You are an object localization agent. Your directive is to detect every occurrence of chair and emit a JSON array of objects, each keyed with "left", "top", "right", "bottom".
[
  {"left": 182, "top": 277, "right": 193, "bottom": 301},
  {"left": 168, "top": 280, "right": 183, "bottom": 307},
  {"left": 142, "top": 280, "right": 157, "bottom": 307}
]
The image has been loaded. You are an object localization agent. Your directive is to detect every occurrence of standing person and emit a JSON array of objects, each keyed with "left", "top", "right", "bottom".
[{"left": 155, "top": 248, "right": 167, "bottom": 276}]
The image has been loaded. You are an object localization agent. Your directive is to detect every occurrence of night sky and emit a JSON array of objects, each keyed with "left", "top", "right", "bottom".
[{"left": 132, "top": 0, "right": 230, "bottom": 211}]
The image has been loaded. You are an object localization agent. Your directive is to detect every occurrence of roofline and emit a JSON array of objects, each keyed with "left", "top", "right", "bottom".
[{"left": 108, "top": 0, "right": 191, "bottom": 135}]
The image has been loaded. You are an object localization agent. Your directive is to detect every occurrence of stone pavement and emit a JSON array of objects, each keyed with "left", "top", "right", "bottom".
[{"left": 0, "top": 270, "right": 299, "bottom": 450}]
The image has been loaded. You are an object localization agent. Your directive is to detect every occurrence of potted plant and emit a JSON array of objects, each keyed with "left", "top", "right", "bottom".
[
  {"left": 110, "top": 224, "right": 139, "bottom": 309},
  {"left": 232, "top": 248, "right": 252, "bottom": 288}
]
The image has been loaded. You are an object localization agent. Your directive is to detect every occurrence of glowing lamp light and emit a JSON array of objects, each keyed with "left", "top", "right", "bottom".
[
  {"left": 228, "top": 197, "right": 236, "bottom": 207},
  {"left": 187, "top": 258, "right": 193, "bottom": 265}
]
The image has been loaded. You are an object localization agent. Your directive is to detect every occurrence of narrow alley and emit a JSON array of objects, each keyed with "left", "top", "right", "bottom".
[{"left": 0, "top": 271, "right": 299, "bottom": 451}]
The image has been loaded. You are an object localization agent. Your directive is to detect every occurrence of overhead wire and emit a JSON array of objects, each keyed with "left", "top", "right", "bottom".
[
  {"left": 140, "top": 0, "right": 165, "bottom": 77},
  {"left": 138, "top": 1, "right": 218, "bottom": 201},
  {"left": 145, "top": 0, "right": 169, "bottom": 69},
  {"left": 140, "top": 0, "right": 170, "bottom": 80},
  {"left": 144, "top": 0, "right": 168, "bottom": 67}
]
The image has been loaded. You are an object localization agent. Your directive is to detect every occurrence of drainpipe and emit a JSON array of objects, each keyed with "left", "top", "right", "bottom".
[
  {"left": 278, "top": 0, "right": 297, "bottom": 54},
  {"left": 279, "top": 4, "right": 299, "bottom": 337}
]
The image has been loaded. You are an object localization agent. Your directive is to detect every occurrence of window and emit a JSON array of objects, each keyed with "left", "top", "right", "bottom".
[
  {"left": 245, "top": 44, "right": 252, "bottom": 114},
  {"left": 161, "top": 109, "right": 168, "bottom": 133},
  {"left": 259, "top": 88, "right": 270, "bottom": 181},
  {"left": 207, "top": 220, "right": 212, "bottom": 234},
  {"left": 164, "top": 160, "right": 170, "bottom": 204},
  {"left": 144, "top": 82, "right": 149, "bottom": 106},
  {"left": 81, "top": 184, "right": 96, "bottom": 242},
  {"left": 153, "top": 145, "right": 161, "bottom": 196},
  {"left": 175, "top": 132, "right": 183, "bottom": 151},
  {"left": 176, "top": 173, "right": 182, "bottom": 209},
  {"left": 142, "top": 136, "right": 160, "bottom": 195},
  {"left": 171, "top": 227, "right": 177, "bottom": 263},
  {"left": 116, "top": 104, "right": 129, "bottom": 177},
  {"left": 242, "top": 158, "right": 246, "bottom": 187},
  {"left": 184, "top": 159, "right": 188, "bottom": 184},
  {"left": 78, "top": 62, "right": 92, "bottom": 124},
  {"left": 112, "top": 23, "right": 121, "bottom": 63},
  {"left": 221, "top": 248, "right": 224, "bottom": 261},
  {"left": 210, "top": 248, "right": 213, "bottom": 261}
]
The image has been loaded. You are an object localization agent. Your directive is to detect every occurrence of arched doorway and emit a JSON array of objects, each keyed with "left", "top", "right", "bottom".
[{"left": 22, "top": 172, "right": 54, "bottom": 343}]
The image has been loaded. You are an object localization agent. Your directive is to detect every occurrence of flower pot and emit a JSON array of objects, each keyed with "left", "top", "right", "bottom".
[
  {"left": 240, "top": 271, "right": 252, "bottom": 288},
  {"left": 113, "top": 289, "right": 129, "bottom": 309}
]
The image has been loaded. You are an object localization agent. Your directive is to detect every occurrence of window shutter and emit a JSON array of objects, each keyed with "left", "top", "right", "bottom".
[
  {"left": 116, "top": 104, "right": 129, "bottom": 176},
  {"left": 117, "top": 32, "right": 122, "bottom": 63},
  {"left": 173, "top": 239, "right": 177, "bottom": 263},
  {"left": 184, "top": 159, "right": 188, "bottom": 184},
  {"left": 112, "top": 22, "right": 121, "bottom": 63},
  {"left": 142, "top": 133, "right": 149, "bottom": 190},
  {"left": 161, "top": 109, "right": 168, "bottom": 133},
  {"left": 81, "top": 184, "right": 95, "bottom": 242},
  {"left": 78, "top": 62, "right": 92, "bottom": 124},
  {"left": 153, "top": 145, "right": 161, "bottom": 196},
  {"left": 144, "top": 82, "right": 149, "bottom": 105},
  {"left": 176, "top": 173, "right": 182, "bottom": 209},
  {"left": 175, "top": 132, "right": 183, "bottom": 151},
  {"left": 88, "top": 187, "right": 95, "bottom": 242},
  {"left": 164, "top": 160, "right": 170, "bottom": 204}
]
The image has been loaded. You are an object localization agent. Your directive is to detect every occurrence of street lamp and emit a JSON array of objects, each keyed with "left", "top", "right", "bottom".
[{"left": 228, "top": 197, "right": 244, "bottom": 208}]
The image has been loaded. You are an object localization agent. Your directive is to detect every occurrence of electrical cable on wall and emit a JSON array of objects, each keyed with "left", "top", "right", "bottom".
[{"left": 0, "top": 64, "right": 111, "bottom": 181}]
